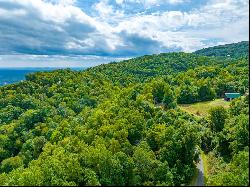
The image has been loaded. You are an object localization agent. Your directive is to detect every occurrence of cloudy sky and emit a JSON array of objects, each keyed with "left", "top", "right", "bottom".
[{"left": 0, "top": 0, "right": 249, "bottom": 67}]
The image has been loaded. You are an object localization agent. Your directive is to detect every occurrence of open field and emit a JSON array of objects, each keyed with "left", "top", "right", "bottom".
[{"left": 179, "top": 99, "right": 231, "bottom": 117}]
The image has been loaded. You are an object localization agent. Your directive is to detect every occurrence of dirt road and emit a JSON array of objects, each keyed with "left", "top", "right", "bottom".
[{"left": 195, "top": 154, "right": 205, "bottom": 186}]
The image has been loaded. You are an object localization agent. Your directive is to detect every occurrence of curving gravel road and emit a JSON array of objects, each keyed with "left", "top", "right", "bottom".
[{"left": 195, "top": 155, "right": 205, "bottom": 186}]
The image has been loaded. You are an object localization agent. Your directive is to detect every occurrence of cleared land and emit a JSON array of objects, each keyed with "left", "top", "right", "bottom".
[{"left": 179, "top": 99, "right": 231, "bottom": 117}]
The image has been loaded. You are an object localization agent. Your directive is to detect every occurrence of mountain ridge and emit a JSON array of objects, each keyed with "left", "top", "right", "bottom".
[
  {"left": 194, "top": 41, "right": 249, "bottom": 58},
  {"left": 0, "top": 41, "right": 248, "bottom": 186}
]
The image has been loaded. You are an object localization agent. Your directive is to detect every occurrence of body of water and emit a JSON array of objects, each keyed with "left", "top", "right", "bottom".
[{"left": 0, "top": 67, "right": 87, "bottom": 86}]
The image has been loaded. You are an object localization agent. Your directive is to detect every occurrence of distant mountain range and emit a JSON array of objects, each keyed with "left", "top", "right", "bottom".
[{"left": 0, "top": 68, "right": 86, "bottom": 86}]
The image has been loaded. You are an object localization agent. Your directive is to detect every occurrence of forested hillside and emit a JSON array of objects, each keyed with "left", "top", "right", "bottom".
[
  {"left": 194, "top": 41, "right": 249, "bottom": 58},
  {"left": 0, "top": 42, "right": 249, "bottom": 186}
]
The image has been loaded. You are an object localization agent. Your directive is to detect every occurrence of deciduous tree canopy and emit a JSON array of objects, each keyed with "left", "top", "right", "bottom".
[{"left": 0, "top": 42, "right": 249, "bottom": 186}]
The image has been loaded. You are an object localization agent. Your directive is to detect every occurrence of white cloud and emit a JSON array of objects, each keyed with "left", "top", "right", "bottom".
[
  {"left": 147, "top": 0, "right": 188, "bottom": 6},
  {"left": 115, "top": 0, "right": 124, "bottom": 5},
  {"left": 168, "top": 0, "right": 186, "bottom": 4},
  {"left": 94, "top": 0, "right": 114, "bottom": 18},
  {"left": 0, "top": 0, "right": 248, "bottom": 59},
  {"left": 115, "top": 0, "right": 188, "bottom": 6},
  {"left": 0, "top": 8, "right": 27, "bottom": 17},
  {"left": 93, "top": 0, "right": 124, "bottom": 21},
  {"left": 45, "top": 0, "right": 76, "bottom": 6},
  {"left": 110, "top": 0, "right": 249, "bottom": 51},
  {"left": 0, "top": 0, "right": 123, "bottom": 54},
  {"left": 0, "top": 54, "right": 128, "bottom": 67}
]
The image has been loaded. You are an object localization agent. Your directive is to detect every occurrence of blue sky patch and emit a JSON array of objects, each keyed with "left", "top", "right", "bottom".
[{"left": 0, "top": 0, "right": 248, "bottom": 66}]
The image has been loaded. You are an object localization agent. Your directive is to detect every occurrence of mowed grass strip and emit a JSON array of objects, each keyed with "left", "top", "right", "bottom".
[
  {"left": 201, "top": 151, "right": 208, "bottom": 185},
  {"left": 179, "top": 99, "right": 231, "bottom": 117}
]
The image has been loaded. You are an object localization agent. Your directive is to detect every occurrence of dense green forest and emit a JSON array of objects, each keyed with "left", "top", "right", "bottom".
[
  {"left": 0, "top": 42, "right": 249, "bottom": 186},
  {"left": 194, "top": 41, "right": 249, "bottom": 59}
]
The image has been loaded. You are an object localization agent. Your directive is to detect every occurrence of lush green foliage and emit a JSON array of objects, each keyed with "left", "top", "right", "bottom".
[
  {"left": 0, "top": 42, "right": 249, "bottom": 186},
  {"left": 194, "top": 41, "right": 249, "bottom": 59},
  {"left": 201, "top": 96, "right": 249, "bottom": 186}
]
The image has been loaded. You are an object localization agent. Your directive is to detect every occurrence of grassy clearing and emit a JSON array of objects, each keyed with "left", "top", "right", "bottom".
[{"left": 179, "top": 99, "right": 231, "bottom": 117}]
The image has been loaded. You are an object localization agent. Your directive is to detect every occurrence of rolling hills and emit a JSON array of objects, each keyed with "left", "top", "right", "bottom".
[{"left": 0, "top": 42, "right": 249, "bottom": 186}]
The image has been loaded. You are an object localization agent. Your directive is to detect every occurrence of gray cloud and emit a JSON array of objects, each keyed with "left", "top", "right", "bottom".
[
  {"left": 114, "top": 31, "right": 182, "bottom": 56},
  {"left": 0, "top": 0, "right": 100, "bottom": 55},
  {"left": 0, "top": 0, "right": 248, "bottom": 59}
]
